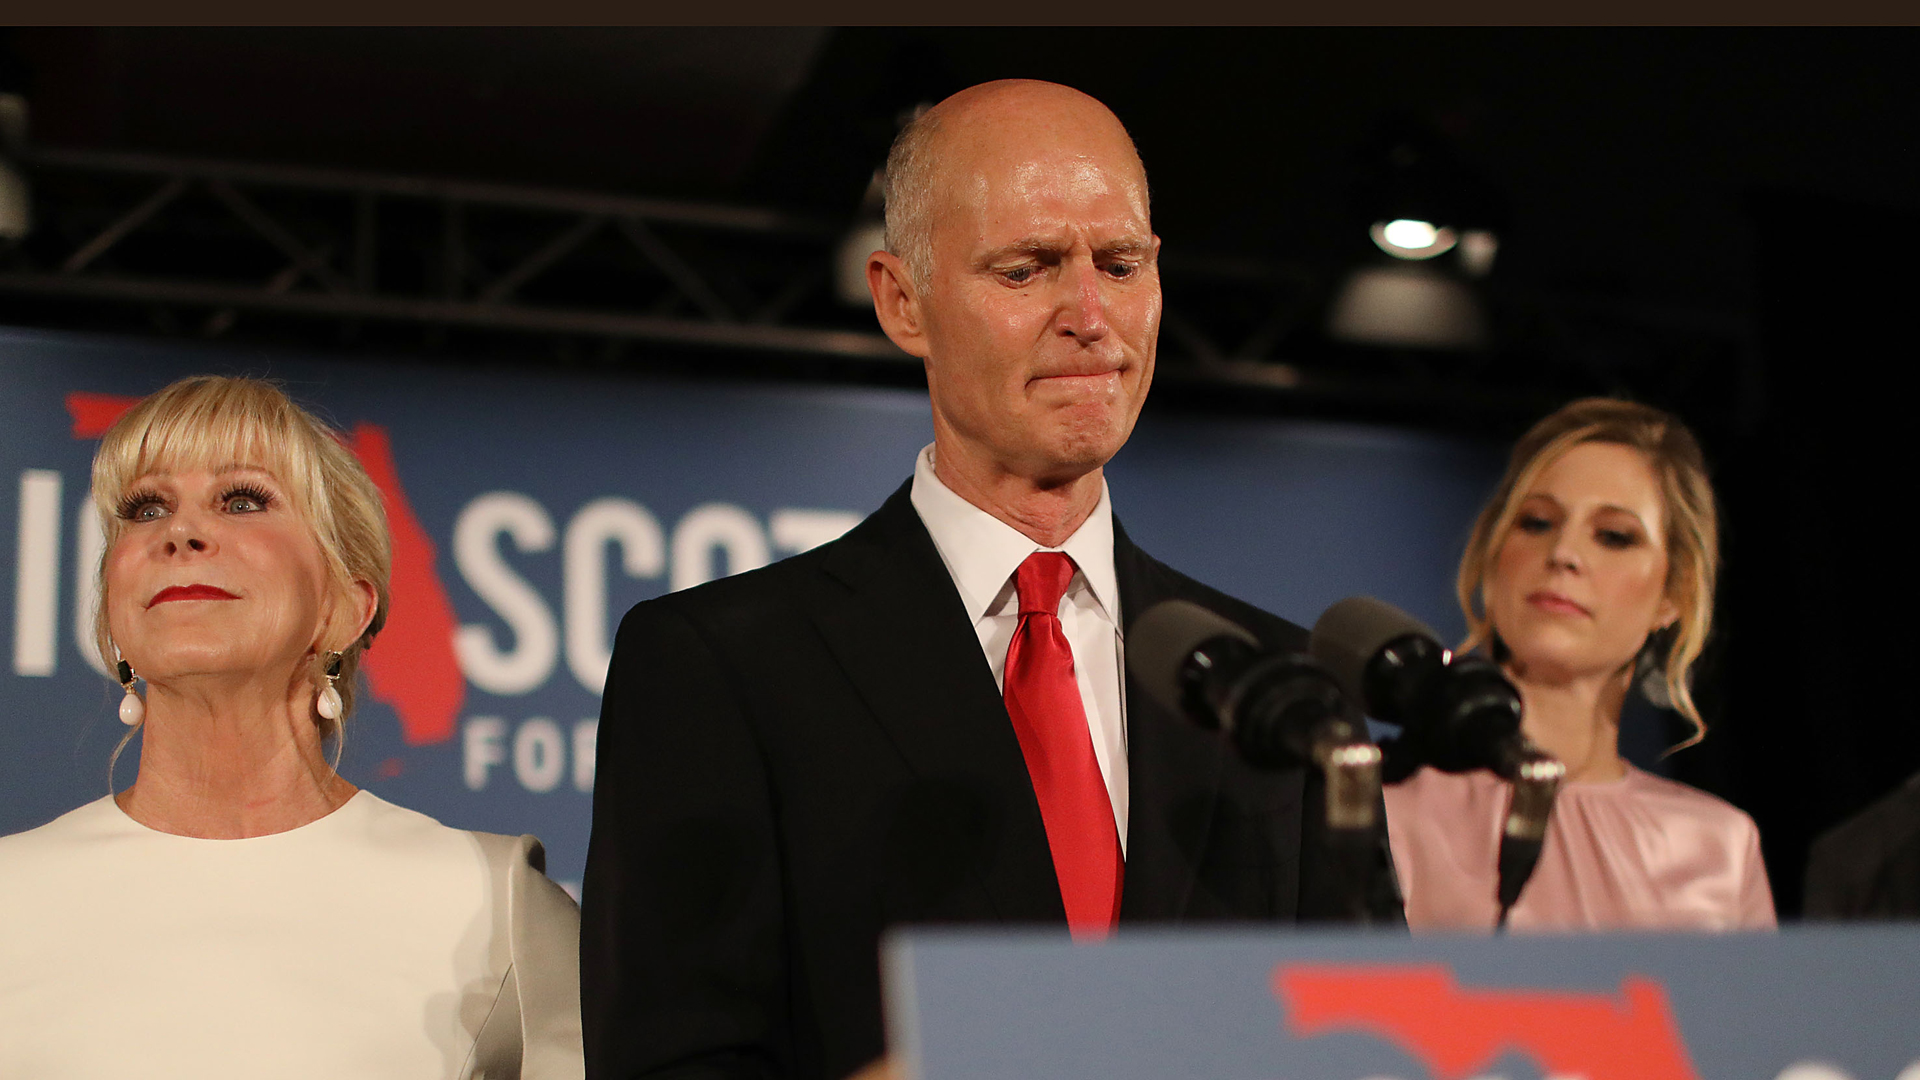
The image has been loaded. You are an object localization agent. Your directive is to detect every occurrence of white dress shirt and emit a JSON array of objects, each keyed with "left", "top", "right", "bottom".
[{"left": 909, "top": 444, "right": 1129, "bottom": 853}]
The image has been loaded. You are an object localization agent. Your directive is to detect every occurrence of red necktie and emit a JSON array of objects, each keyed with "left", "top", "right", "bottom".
[{"left": 1002, "top": 551, "right": 1123, "bottom": 939}]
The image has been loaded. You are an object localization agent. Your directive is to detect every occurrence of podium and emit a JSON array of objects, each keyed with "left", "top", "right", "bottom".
[{"left": 883, "top": 925, "right": 1920, "bottom": 1080}]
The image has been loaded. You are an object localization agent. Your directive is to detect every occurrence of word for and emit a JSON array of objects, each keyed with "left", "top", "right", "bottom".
[{"left": 462, "top": 716, "right": 598, "bottom": 793}]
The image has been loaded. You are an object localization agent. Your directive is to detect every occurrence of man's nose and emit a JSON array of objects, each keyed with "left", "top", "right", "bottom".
[{"left": 1057, "top": 260, "right": 1111, "bottom": 342}]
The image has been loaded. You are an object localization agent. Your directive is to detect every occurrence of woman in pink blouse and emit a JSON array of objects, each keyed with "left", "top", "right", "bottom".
[{"left": 1385, "top": 398, "right": 1776, "bottom": 931}]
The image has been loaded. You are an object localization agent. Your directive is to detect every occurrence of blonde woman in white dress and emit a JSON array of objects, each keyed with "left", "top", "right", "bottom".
[{"left": 0, "top": 376, "right": 583, "bottom": 1079}]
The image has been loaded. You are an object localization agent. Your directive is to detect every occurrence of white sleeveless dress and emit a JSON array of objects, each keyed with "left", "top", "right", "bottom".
[{"left": 0, "top": 791, "right": 583, "bottom": 1079}]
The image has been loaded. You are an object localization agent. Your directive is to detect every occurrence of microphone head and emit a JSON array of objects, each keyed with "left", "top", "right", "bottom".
[
  {"left": 1127, "top": 599, "right": 1259, "bottom": 718},
  {"left": 1310, "top": 595, "right": 1443, "bottom": 702}
]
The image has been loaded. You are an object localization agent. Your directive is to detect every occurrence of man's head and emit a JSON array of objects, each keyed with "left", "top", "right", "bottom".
[{"left": 869, "top": 80, "right": 1160, "bottom": 491}]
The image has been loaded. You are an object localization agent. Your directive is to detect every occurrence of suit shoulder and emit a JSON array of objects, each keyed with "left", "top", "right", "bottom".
[
  {"left": 612, "top": 532, "right": 843, "bottom": 644},
  {"left": 1128, "top": 546, "right": 1309, "bottom": 654}
]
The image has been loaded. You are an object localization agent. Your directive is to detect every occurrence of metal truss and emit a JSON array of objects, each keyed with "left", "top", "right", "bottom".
[
  {"left": 0, "top": 146, "right": 1761, "bottom": 434},
  {"left": 2, "top": 146, "right": 904, "bottom": 361}
]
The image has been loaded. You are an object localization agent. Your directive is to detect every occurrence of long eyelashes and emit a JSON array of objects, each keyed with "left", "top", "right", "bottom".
[
  {"left": 114, "top": 482, "right": 277, "bottom": 521},
  {"left": 223, "top": 483, "right": 275, "bottom": 510},
  {"left": 115, "top": 488, "right": 166, "bottom": 521}
]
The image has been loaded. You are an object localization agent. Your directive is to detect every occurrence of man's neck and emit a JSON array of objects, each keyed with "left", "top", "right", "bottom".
[{"left": 931, "top": 445, "right": 1104, "bottom": 548}]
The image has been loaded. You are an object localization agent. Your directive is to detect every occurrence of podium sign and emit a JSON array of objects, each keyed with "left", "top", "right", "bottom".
[{"left": 883, "top": 926, "right": 1920, "bottom": 1080}]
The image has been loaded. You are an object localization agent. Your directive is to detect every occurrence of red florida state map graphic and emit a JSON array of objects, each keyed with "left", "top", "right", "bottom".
[
  {"left": 1274, "top": 963, "right": 1702, "bottom": 1080},
  {"left": 66, "top": 392, "right": 465, "bottom": 746}
]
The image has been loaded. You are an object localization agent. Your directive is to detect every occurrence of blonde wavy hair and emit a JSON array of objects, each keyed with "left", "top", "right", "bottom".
[
  {"left": 1456, "top": 397, "right": 1719, "bottom": 748},
  {"left": 91, "top": 376, "right": 392, "bottom": 735}
]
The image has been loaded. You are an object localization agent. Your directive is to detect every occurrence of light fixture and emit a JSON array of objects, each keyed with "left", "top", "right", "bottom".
[
  {"left": 1457, "top": 229, "right": 1499, "bottom": 278},
  {"left": 833, "top": 219, "right": 887, "bottom": 309},
  {"left": 834, "top": 103, "right": 933, "bottom": 309},
  {"left": 0, "top": 91, "right": 29, "bottom": 242},
  {"left": 0, "top": 161, "right": 29, "bottom": 242},
  {"left": 1370, "top": 218, "right": 1457, "bottom": 261},
  {"left": 833, "top": 169, "right": 887, "bottom": 308}
]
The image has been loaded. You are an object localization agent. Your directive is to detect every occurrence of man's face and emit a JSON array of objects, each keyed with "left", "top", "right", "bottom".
[{"left": 917, "top": 121, "right": 1160, "bottom": 487}]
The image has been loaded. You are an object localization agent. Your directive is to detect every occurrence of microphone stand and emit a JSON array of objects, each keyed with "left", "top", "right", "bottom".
[
  {"left": 1494, "top": 739, "right": 1566, "bottom": 929},
  {"left": 1130, "top": 600, "right": 1400, "bottom": 924},
  {"left": 1213, "top": 665, "right": 1393, "bottom": 923},
  {"left": 1313, "top": 737, "right": 1394, "bottom": 924}
]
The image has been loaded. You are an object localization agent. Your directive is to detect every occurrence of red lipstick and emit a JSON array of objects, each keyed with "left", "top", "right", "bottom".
[{"left": 148, "top": 584, "right": 238, "bottom": 608}]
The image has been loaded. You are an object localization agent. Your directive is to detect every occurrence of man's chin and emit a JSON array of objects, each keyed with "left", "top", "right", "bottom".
[{"left": 1028, "top": 429, "right": 1130, "bottom": 486}]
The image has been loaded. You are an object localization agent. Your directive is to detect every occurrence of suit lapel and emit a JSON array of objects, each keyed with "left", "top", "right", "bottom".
[
  {"left": 808, "top": 484, "right": 1065, "bottom": 923},
  {"left": 1113, "top": 519, "right": 1230, "bottom": 922}
]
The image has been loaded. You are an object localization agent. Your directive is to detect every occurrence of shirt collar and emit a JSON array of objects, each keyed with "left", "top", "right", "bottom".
[{"left": 909, "top": 443, "right": 1121, "bottom": 627}]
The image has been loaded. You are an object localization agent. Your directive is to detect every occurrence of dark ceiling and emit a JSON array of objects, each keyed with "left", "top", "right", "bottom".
[{"left": 9, "top": 27, "right": 1915, "bottom": 319}]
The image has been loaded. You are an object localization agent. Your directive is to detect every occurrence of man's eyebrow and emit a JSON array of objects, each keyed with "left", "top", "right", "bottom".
[
  {"left": 976, "top": 238, "right": 1064, "bottom": 265},
  {"left": 976, "top": 235, "right": 1154, "bottom": 265}
]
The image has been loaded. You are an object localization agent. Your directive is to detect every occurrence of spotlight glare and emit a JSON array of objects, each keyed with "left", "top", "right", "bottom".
[
  {"left": 1383, "top": 219, "right": 1439, "bottom": 248},
  {"left": 1326, "top": 263, "right": 1487, "bottom": 351},
  {"left": 1369, "top": 219, "right": 1458, "bottom": 261}
]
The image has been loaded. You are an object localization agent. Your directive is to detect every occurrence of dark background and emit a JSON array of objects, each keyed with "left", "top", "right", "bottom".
[{"left": 2, "top": 27, "right": 1912, "bottom": 916}]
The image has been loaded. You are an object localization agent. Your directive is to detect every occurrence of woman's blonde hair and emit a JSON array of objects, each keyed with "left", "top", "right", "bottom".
[
  {"left": 91, "top": 376, "right": 392, "bottom": 735},
  {"left": 1456, "top": 397, "right": 1720, "bottom": 748}
]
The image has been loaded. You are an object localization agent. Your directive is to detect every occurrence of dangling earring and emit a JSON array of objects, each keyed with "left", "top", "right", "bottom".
[
  {"left": 316, "top": 652, "right": 345, "bottom": 722},
  {"left": 116, "top": 659, "right": 145, "bottom": 726},
  {"left": 1635, "top": 625, "right": 1678, "bottom": 708}
]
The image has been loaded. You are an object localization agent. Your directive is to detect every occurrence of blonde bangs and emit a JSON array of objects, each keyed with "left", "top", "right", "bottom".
[{"left": 92, "top": 380, "right": 328, "bottom": 544}]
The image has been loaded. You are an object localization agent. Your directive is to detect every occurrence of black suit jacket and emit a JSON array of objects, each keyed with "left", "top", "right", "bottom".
[
  {"left": 582, "top": 481, "right": 1388, "bottom": 1080},
  {"left": 1804, "top": 769, "right": 1920, "bottom": 919}
]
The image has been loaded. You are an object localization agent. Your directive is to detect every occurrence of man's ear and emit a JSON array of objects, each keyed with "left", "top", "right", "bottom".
[{"left": 868, "top": 250, "right": 931, "bottom": 360}]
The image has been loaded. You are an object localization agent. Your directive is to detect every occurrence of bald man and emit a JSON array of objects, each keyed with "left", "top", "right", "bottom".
[{"left": 581, "top": 81, "right": 1394, "bottom": 1080}]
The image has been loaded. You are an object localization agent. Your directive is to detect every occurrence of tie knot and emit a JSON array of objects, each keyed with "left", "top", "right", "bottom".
[{"left": 1014, "top": 551, "right": 1077, "bottom": 616}]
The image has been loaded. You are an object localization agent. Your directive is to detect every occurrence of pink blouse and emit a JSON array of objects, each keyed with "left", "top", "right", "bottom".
[{"left": 1384, "top": 764, "right": 1777, "bottom": 932}]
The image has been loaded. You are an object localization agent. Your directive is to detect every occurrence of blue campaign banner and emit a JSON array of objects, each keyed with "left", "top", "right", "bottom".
[
  {"left": 885, "top": 925, "right": 1920, "bottom": 1080},
  {"left": 1, "top": 325, "right": 1502, "bottom": 890}
]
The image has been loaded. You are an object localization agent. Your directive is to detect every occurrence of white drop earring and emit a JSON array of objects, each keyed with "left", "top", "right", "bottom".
[
  {"left": 316, "top": 651, "right": 344, "bottom": 722},
  {"left": 116, "top": 659, "right": 145, "bottom": 726}
]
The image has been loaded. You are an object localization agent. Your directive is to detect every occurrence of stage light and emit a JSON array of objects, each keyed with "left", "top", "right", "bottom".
[
  {"left": 1383, "top": 219, "right": 1437, "bottom": 249},
  {"left": 833, "top": 168, "right": 887, "bottom": 308},
  {"left": 0, "top": 162, "right": 29, "bottom": 242},
  {"left": 833, "top": 218, "right": 887, "bottom": 308},
  {"left": 835, "top": 103, "right": 933, "bottom": 309},
  {"left": 1370, "top": 219, "right": 1457, "bottom": 261},
  {"left": 1458, "top": 229, "right": 1499, "bottom": 278},
  {"left": 0, "top": 91, "right": 29, "bottom": 242}
]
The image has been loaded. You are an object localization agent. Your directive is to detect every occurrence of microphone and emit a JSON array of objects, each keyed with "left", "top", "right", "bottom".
[
  {"left": 1309, "top": 596, "right": 1566, "bottom": 926},
  {"left": 1129, "top": 599, "right": 1381, "bottom": 833}
]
